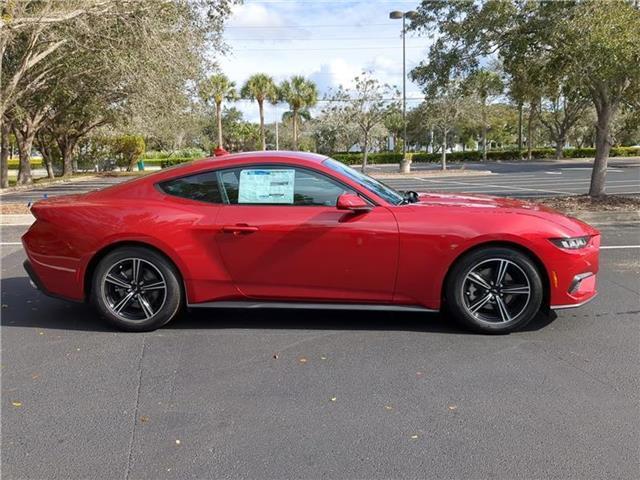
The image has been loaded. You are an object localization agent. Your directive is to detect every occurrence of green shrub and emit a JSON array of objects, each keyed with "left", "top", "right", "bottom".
[
  {"left": 112, "top": 135, "right": 145, "bottom": 170},
  {"left": 143, "top": 148, "right": 206, "bottom": 161},
  {"left": 7, "top": 158, "right": 43, "bottom": 169}
]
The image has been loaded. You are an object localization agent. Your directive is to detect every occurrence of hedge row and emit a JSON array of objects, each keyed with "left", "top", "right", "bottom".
[
  {"left": 331, "top": 146, "right": 640, "bottom": 165},
  {"left": 7, "top": 158, "right": 43, "bottom": 168},
  {"left": 143, "top": 148, "right": 206, "bottom": 160}
]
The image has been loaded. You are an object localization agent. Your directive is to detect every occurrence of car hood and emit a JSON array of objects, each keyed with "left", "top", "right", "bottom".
[{"left": 414, "top": 192, "right": 598, "bottom": 236}]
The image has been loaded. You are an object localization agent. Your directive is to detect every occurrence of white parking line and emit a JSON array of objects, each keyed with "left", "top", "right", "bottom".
[
  {"left": 600, "top": 245, "right": 640, "bottom": 250},
  {"left": 416, "top": 178, "right": 569, "bottom": 195},
  {"left": 0, "top": 242, "right": 22, "bottom": 246}
]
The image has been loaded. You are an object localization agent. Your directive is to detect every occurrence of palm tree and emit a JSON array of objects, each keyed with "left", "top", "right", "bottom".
[
  {"left": 241, "top": 74, "right": 278, "bottom": 150},
  {"left": 278, "top": 76, "right": 318, "bottom": 150},
  {"left": 200, "top": 73, "right": 237, "bottom": 149}
]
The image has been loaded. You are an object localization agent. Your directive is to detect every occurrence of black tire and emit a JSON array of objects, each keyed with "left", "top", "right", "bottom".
[
  {"left": 445, "top": 247, "right": 544, "bottom": 334},
  {"left": 92, "top": 246, "right": 183, "bottom": 331}
]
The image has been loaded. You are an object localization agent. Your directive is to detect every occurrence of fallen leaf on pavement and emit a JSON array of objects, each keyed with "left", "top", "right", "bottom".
[
  {"left": 298, "top": 357, "right": 308, "bottom": 364},
  {"left": 330, "top": 397, "right": 337, "bottom": 402},
  {"left": 31, "top": 373, "right": 40, "bottom": 380},
  {"left": 410, "top": 434, "right": 418, "bottom": 439},
  {"left": 320, "top": 356, "right": 327, "bottom": 360},
  {"left": 140, "top": 416, "right": 150, "bottom": 423},
  {"left": 384, "top": 405, "right": 393, "bottom": 411},
  {"left": 448, "top": 405, "right": 458, "bottom": 411},
  {"left": 11, "top": 401, "right": 22, "bottom": 407}
]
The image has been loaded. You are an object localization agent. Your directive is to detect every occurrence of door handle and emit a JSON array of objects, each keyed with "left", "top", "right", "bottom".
[{"left": 221, "top": 224, "right": 259, "bottom": 235}]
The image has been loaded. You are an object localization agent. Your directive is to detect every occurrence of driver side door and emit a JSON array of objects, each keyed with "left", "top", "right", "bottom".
[{"left": 214, "top": 164, "right": 399, "bottom": 303}]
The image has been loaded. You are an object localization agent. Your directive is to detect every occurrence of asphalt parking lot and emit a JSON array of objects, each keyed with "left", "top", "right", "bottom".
[
  {"left": 1, "top": 161, "right": 639, "bottom": 479},
  {"left": 375, "top": 159, "right": 640, "bottom": 198}
]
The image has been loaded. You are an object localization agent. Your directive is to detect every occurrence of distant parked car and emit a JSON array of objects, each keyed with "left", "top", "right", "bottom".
[{"left": 22, "top": 151, "right": 599, "bottom": 333}]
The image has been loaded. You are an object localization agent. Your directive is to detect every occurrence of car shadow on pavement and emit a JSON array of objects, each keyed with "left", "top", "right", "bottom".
[{"left": 0, "top": 276, "right": 557, "bottom": 334}]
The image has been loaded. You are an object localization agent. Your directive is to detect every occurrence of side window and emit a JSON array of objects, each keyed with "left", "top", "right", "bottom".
[
  {"left": 219, "top": 166, "right": 355, "bottom": 206},
  {"left": 159, "top": 171, "right": 223, "bottom": 204}
]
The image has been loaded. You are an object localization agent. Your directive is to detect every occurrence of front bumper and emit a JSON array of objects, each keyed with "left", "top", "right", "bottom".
[{"left": 547, "top": 235, "right": 600, "bottom": 310}]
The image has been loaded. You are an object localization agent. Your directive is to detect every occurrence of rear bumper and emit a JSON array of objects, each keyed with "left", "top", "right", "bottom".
[
  {"left": 23, "top": 259, "right": 82, "bottom": 303},
  {"left": 23, "top": 259, "right": 44, "bottom": 291}
]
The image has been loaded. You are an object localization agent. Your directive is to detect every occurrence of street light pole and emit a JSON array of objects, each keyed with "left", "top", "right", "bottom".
[
  {"left": 390, "top": 10, "right": 417, "bottom": 172},
  {"left": 402, "top": 13, "right": 407, "bottom": 162}
]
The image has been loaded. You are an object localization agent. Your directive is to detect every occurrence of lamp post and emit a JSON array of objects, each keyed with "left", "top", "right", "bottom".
[{"left": 389, "top": 10, "right": 417, "bottom": 173}]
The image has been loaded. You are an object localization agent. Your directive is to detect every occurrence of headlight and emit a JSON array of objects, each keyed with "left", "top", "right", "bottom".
[{"left": 550, "top": 236, "right": 590, "bottom": 250}]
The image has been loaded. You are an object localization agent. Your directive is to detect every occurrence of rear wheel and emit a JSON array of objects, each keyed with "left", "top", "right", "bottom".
[
  {"left": 92, "top": 247, "right": 183, "bottom": 331},
  {"left": 445, "top": 247, "right": 544, "bottom": 333}
]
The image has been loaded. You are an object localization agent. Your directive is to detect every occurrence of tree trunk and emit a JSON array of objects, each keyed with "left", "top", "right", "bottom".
[
  {"left": 292, "top": 109, "right": 298, "bottom": 150},
  {"left": 527, "top": 104, "right": 534, "bottom": 161},
  {"left": 38, "top": 140, "right": 56, "bottom": 179},
  {"left": 554, "top": 137, "right": 565, "bottom": 160},
  {"left": 481, "top": 103, "right": 487, "bottom": 162},
  {"left": 517, "top": 102, "right": 523, "bottom": 154},
  {"left": 259, "top": 100, "right": 266, "bottom": 150},
  {"left": 441, "top": 131, "right": 447, "bottom": 171},
  {"left": 14, "top": 125, "right": 35, "bottom": 185},
  {"left": 361, "top": 132, "right": 369, "bottom": 174},
  {"left": 59, "top": 137, "right": 75, "bottom": 177},
  {"left": 589, "top": 101, "right": 613, "bottom": 197},
  {"left": 216, "top": 101, "right": 223, "bottom": 148},
  {"left": 1, "top": 120, "right": 9, "bottom": 188}
]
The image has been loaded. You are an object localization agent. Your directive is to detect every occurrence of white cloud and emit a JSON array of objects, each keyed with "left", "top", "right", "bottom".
[{"left": 215, "top": 1, "right": 433, "bottom": 122}]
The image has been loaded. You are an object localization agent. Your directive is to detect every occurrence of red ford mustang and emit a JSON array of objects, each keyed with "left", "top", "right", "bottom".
[{"left": 22, "top": 151, "right": 599, "bottom": 333}]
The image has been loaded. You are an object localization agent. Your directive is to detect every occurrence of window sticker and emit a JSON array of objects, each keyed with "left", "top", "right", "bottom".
[{"left": 238, "top": 169, "right": 295, "bottom": 204}]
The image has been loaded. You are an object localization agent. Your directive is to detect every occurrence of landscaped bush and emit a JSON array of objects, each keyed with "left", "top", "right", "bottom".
[
  {"left": 151, "top": 145, "right": 640, "bottom": 169},
  {"left": 328, "top": 146, "right": 640, "bottom": 165},
  {"left": 7, "top": 158, "right": 43, "bottom": 169},
  {"left": 143, "top": 148, "right": 206, "bottom": 161}
]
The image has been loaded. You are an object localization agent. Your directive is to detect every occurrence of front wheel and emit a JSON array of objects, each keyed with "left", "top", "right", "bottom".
[
  {"left": 92, "top": 246, "right": 183, "bottom": 331},
  {"left": 445, "top": 247, "right": 544, "bottom": 333}
]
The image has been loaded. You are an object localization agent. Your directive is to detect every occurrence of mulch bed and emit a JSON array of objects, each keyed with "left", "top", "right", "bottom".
[
  {"left": 1, "top": 203, "right": 31, "bottom": 214},
  {"left": 536, "top": 194, "right": 640, "bottom": 212}
]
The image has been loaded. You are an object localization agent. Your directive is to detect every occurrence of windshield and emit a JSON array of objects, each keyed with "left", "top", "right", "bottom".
[{"left": 322, "top": 158, "right": 405, "bottom": 205}]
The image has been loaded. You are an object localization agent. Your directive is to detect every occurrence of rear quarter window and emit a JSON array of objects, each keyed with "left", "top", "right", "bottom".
[{"left": 158, "top": 171, "right": 223, "bottom": 204}]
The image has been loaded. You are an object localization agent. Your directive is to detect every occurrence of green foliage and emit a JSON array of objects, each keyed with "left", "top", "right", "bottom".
[
  {"left": 112, "top": 135, "right": 145, "bottom": 170},
  {"left": 143, "top": 148, "right": 206, "bottom": 160}
]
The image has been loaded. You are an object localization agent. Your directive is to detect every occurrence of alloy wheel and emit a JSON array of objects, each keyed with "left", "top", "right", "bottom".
[
  {"left": 461, "top": 258, "right": 531, "bottom": 324},
  {"left": 101, "top": 258, "right": 167, "bottom": 322}
]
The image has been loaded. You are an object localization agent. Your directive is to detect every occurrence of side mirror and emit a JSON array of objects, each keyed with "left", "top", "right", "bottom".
[{"left": 336, "top": 193, "right": 372, "bottom": 213}]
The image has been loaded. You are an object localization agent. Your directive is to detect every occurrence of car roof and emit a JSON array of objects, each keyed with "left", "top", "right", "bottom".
[{"left": 202, "top": 150, "right": 329, "bottom": 164}]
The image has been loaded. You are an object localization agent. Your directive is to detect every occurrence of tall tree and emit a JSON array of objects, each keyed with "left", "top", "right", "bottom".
[
  {"left": 462, "top": 69, "right": 503, "bottom": 161},
  {"left": 200, "top": 73, "right": 237, "bottom": 149},
  {"left": 278, "top": 76, "right": 318, "bottom": 150},
  {"left": 422, "top": 82, "right": 468, "bottom": 171},
  {"left": 241, "top": 74, "right": 278, "bottom": 151},
  {"left": 1, "top": 0, "right": 235, "bottom": 185},
  {"left": 538, "top": 82, "right": 590, "bottom": 160},
  {"left": 410, "top": 0, "right": 640, "bottom": 197},
  {"left": 326, "top": 74, "right": 399, "bottom": 173}
]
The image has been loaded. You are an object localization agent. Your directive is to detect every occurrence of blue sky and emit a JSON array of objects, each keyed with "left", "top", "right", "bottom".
[{"left": 219, "top": 0, "right": 430, "bottom": 122}]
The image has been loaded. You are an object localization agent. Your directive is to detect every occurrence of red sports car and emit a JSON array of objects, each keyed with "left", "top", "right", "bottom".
[{"left": 22, "top": 151, "right": 599, "bottom": 333}]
